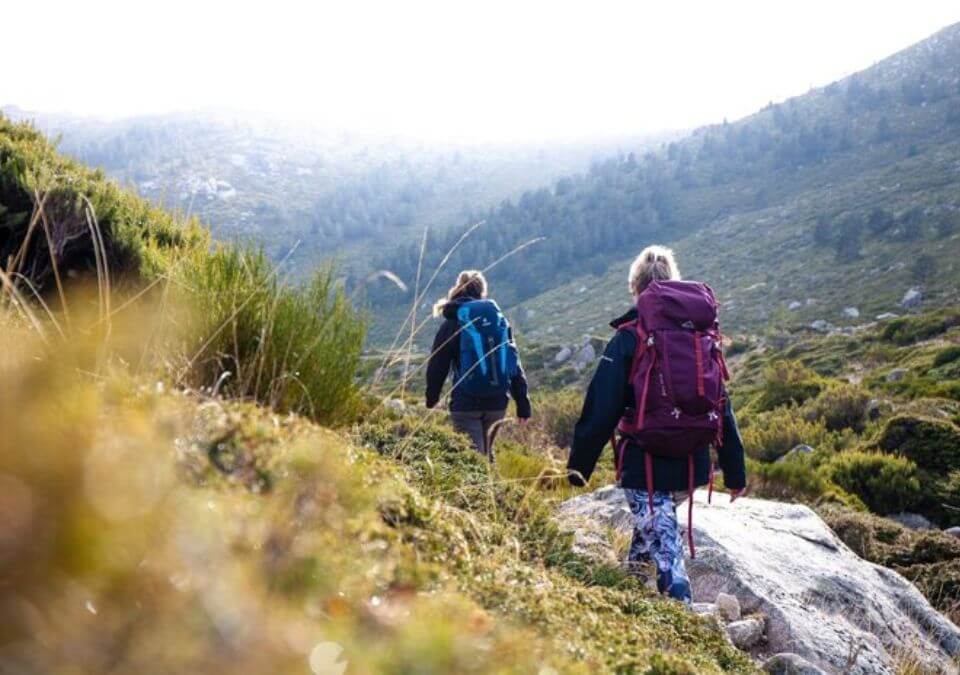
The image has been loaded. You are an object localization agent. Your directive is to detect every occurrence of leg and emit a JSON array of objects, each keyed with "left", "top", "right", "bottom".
[
  {"left": 480, "top": 410, "right": 506, "bottom": 461},
  {"left": 450, "top": 411, "right": 485, "bottom": 456},
  {"left": 623, "top": 489, "right": 691, "bottom": 604}
]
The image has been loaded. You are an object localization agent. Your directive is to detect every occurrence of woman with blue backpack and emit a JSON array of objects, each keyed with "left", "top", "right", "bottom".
[
  {"left": 425, "top": 270, "right": 531, "bottom": 460},
  {"left": 567, "top": 246, "right": 747, "bottom": 605}
]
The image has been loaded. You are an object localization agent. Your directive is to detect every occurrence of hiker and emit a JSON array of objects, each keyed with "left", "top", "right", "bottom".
[
  {"left": 426, "top": 270, "right": 531, "bottom": 460},
  {"left": 567, "top": 245, "right": 746, "bottom": 604}
]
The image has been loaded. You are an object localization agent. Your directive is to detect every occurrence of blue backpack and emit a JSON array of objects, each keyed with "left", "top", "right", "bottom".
[{"left": 454, "top": 299, "right": 519, "bottom": 397}]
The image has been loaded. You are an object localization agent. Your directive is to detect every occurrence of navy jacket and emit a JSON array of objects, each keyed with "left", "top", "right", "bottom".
[
  {"left": 568, "top": 308, "right": 747, "bottom": 492},
  {"left": 425, "top": 296, "right": 532, "bottom": 417}
]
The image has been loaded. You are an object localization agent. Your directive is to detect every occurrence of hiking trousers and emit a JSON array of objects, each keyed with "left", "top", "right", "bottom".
[
  {"left": 623, "top": 489, "right": 692, "bottom": 604},
  {"left": 450, "top": 410, "right": 506, "bottom": 461}
]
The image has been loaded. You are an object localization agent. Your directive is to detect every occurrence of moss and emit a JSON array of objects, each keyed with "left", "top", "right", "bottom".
[{"left": 875, "top": 414, "right": 960, "bottom": 473}]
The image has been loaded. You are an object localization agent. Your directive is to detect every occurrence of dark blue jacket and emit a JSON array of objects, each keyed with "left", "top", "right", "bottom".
[
  {"left": 568, "top": 308, "right": 747, "bottom": 492},
  {"left": 425, "top": 296, "right": 532, "bottom": 417}
]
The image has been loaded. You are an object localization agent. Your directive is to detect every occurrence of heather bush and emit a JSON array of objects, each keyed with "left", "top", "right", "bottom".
[
  {"left": 755, "top": 360, "right": 825, "bottom": 411},
  {"left": 803, "top": 383, "right": 871, "bottom": 432},
  {"left": 741, "top": 406, "right": 850, "bottom": 462},
  {"left": 875, "top": 414, "right": 960, "bottom": 473},
  {"left": 826, "top": 450, "right": 922, "bottom": 514}
]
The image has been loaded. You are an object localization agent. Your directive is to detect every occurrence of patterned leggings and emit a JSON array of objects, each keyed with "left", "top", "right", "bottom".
[{"left": 623, "top": 489, "right": 692, "bottom": 604}]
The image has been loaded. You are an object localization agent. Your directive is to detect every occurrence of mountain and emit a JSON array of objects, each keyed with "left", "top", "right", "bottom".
[
  {"left": 1, "top": 106, "right": 664, "bottom": 277},
  {"left": 372, "top": 22, "right": 960, "bottom": 337}
]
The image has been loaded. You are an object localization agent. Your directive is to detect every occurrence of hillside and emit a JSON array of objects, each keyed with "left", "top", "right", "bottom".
[
  {"left": 371, "top": 22, "right": 960, "bottom": 331},
  {"left": 0, "top": 109, "right": 758, "bottom": 674},
  {"left": 2, "top": 106, "right": 663, "bottom": 278}
]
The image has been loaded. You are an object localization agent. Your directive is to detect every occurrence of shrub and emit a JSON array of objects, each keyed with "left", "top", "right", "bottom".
[
  {"left": 803, "top": 383, "right": 870, "bottom": 432},
  {"left": 933, "top": 345, "right": 960, "bottom": 368},
  {"left": 755, "top": 360, "right": 824, "bottom": 411},
  {"left": 876, "top": 415, "right": 960, "bottom": 473},
  {"left": 826, "top": 450, "right": 922, "bottom": 514},
  {"left": 741, "top": 406, "right": 850, "bottom": 462},
  {"left": 175, "top": 245, "right": 366, "bottom": 426},
  {"left": 747, "top": 457, "right": 861, "bottom": 507},
  {"left": 880, "top": 309, "right": 960, "bottom": 346}
]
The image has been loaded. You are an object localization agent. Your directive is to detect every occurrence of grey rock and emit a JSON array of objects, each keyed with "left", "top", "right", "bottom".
[
  {"left": 866, "top": 399, "right": 883, "bottom": 421},
  {"left": 805, "top": 298, "right": 817, "bottom": 306},
  {"left": 886, "top": 368, "right": 908, "bottom": 382},
  {"left": 889, "top": 512, "right": 935, "bottom": 531},
  {"left": 574, "top": 342, "right": 596, "bottom": 368},
  {"left": 876, "top": 312, "right": 899, "bottom": 321},
  {"left": 945, "top": 527, "right": 960, "bottom": 539},
  {"left": 777, "top": 445, "right": 815, "bottom": 463},
  {"left": 555, "top": 487, "right": 960, "bottom": 674},
  {"left": 763, "top": 653, "right": 827, "bottom": 675},
  {"left": 843, "top": 307, "right": 860, "bottom": 319},
  {"left": 787, "top": 301, "right": 803, "bottom": 311},
  {"left": 716, "top": 592, "right": 741, "bottom": 621},
  {"left": 810, "top": 320, "right": 831, "bottom": 333},
  {"left": 726, "top": 616, "right": 764, "bottom": 649},
  {"left": 554, "top": 346, "right": 572, "bottom": 364},
  {"left": 902, "top": 288, "right": 923, "bottom": 309},
  {"left": 383, "top": 398, "right": 406, "bottom": 413},
  {"left": 691, "top": 602, "right": 719, "bottom": 617}
]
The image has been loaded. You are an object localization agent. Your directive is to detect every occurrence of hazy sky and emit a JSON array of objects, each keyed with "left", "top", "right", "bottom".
[{"left": 5, "top": 0, "right": 960, "bottom": 142}]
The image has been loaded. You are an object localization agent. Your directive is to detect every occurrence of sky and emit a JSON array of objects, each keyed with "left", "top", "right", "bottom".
[{"left": 4, "top": 0, "right": 960, "bottom": 142}]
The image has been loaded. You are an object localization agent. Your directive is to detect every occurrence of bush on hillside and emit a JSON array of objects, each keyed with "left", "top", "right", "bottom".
[
  {"left": 875, "top": 414, "right": 960, "bottom": 473},
  {"left": 933, "top": 345, "right": 960, "bottom": 368},
  {"left": 802, "top": 383, "right": 871, "bottom": 432},
  {"left": 175, "top": 245, "right": 366, "bottom": 426},
  {"left": 826, "top": 450, "right": 922, "bottom": 515},
  {"left": 747, "top": 457, "right": 861, "bottom": 507},
  {"left": 933, "top": 470, "right": 960, "bottom": 528},
  {"left": 880, "top": 309, "right": 960, "bottom": 346},
  {"left": 741, "top": 406, "right": 851, "bottom": 462},
  {"left": 756, "top": 360, "right": 824, "bottom": 411}
]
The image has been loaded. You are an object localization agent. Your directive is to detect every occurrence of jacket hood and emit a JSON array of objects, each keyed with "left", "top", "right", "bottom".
[
  {"left": 610, "top": 306, "right": 638, "bottom": 329},
  {"left": 441, "top": 294, "right": 482, "bottom": 320}
]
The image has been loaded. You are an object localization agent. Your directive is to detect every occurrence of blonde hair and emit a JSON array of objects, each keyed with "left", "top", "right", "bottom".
[
  {"left": 628, "top": 245, "right": 680, "bottom": 296},
  {"left": 433, "top": 270, "right": 488, "bottom": 317}
]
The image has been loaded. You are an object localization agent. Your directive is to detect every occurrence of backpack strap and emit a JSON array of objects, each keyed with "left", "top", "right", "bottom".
[{"left": 687, "top": 455, "right": 696, "bottom": 559}]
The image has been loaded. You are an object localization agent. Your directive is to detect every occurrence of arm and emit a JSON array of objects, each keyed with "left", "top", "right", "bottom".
[
  {"left": 568, "top": 332, "right": 630, "bottom": 486},
  {"left": 717, "top": 397, "right": 747, "bottom": 491},
  {"left": 425, "top": 321, "right": 455, "bottom": 408},
  {"left": 510, "top": 361, "right": 532, "bottom": 419}
]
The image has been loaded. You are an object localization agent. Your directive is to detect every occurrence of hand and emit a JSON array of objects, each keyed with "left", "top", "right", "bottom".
[
  {"left": 728, "top": 488, "right": 744, "bottom": 503},
  {"left": 517, "top": 417, "right": 530, "bottom": 426}
]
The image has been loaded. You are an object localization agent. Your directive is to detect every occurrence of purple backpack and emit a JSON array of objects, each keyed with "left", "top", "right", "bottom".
[{"left": 612, "top": 280, "right": 729, "bottom": 556}]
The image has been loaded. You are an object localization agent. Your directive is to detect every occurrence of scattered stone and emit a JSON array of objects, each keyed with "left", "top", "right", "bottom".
[
  {"left": 866, "top": 399, "right": 883, "bottom": 421},
  {"left": 805, "top": 298, "right": 817, "bottom": 306},
  {"left": 944, "top": 527, "right": 960, "bottom": 539},
  {"left": 810, "top": 320, "right": 831, "bottom": 333},
  {"left": 578, "top": 286, "right": 587, "bottom": 293},
  {"left": 763, "top": 653, "right": 827, "bottom": 675},
  {"left": 777, "top": 445, "right": 815, "bottom": 463},
  {"left": 574, "top": 342, "right": 596, "bottom": 369},
  {"left": 691, "top": 602, "right": 719, "bottom": 617},
  {"left": 716, "top": 592, "right": 741, "bottom": 621},
  {"left": 886, "top": 368, "right": 908, "bottom": 382},
  {"left": 842, "top": 307, "right": 860, "bottom": 319},
  {"left": 876, "top": 312, "right": 899, "bottom": 321},
  {"left": 554, "top": 347, "right": 572, "bottom": 364},
  {"left": 787, "top": 300, "right": 803, "bottom": 311},
  {"left": 889, "top": 513, "right": 935, "bottom": 531},
  {"left": 902, "top": 288, "right": 923, "bottom": 309},
  {"left": 383, "top": 398, "right": 406, "bottom": 413},
  {"left": 726, "top": 616, "right": 765, "bottom": 649}
]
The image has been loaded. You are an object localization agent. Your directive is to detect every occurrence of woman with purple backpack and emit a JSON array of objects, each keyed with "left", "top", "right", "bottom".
[{"left": 567, "top": 245, "right": 746, "bottom": 604}]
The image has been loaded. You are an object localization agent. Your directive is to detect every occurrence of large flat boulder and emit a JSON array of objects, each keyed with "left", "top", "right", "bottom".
[{"left": 556, "top": 487, "right": 960, "bottom": 675}]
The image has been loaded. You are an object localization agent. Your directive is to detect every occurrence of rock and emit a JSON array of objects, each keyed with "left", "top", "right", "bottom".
[
  {"left": 787, "top": 301, "right": 803, "bottom": 311},
  {"left": 875, "top": 312, "right": 899, "bottom": 321},
  {"left": 555, "top": 487, "right": 960, "bottom": 674},
  {"left": 776, "top": 445, "right": 815, "bottom": 463},
  {"left": 716, "top": 592, "right": 741, "bottom": 621},
  {"left": 886, "top": 368, "right": 908, "bottom": 382},
  {"left": 809, "top": 320, "right": 832, "bottom": 333},
  {"left": 902, "top": 288, "right": 923, "bottom": 309},
  {"left": 383, "top": 398, "right": 406, "bottom": 413},
  {"left": 554, "top": 347, "right": 572, "bottom": 364},
  {"left": 805, "top": 298, "right": 817, "bottom": 306},
  {"left": 889, "top": 512, "right": 935, "bottom": 531},
  {"left": 866, "top": 399, "right": 883, "bottom": 421},
  {"left": 726, "top": 616, "right": 764, "bottom": 649},
  {"left": 763, "top": 652, "right": 827, "bottom": 675},
  {"left": 691, "top": 602, "right": 719, "bottom": 617},
  {"left": 944, "top": 527, "right": 960, "bottom": 539},
  {"left": 843, "top": 307, "right": 860, "bottom": 319},
  {"left": 573, "top": 342, "right": 596, "bottom": 368}
]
